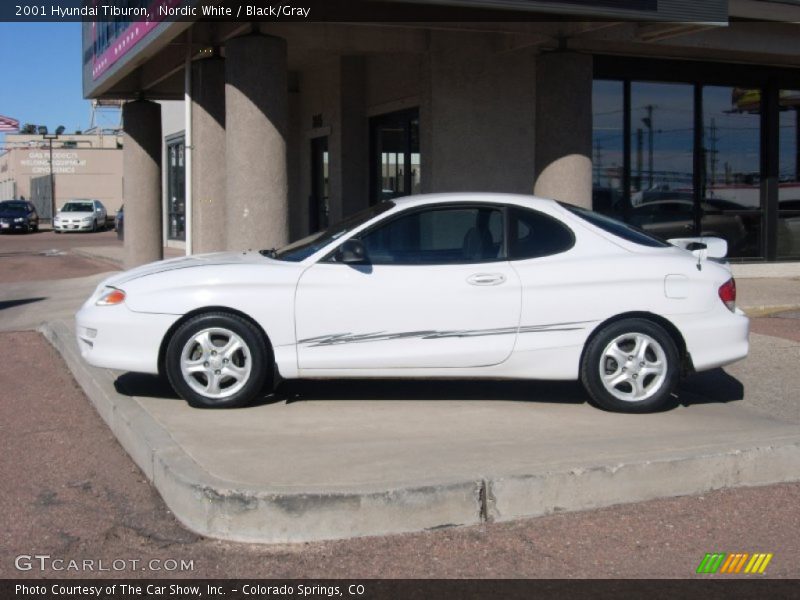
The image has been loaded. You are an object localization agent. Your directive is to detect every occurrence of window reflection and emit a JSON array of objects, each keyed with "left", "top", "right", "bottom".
[
  {"left": 591, "top": 80, "right": 766, "bottom": 260},
  {"left": 592, "top": 80, "right": 625, "bottom": 214},
  {"left": 779, "top": 90, "right": 800, "bottom": 258},
  {"left": 630, "top": 83, "right": 694, "bottom": 206},
  {"left": 702, "top": 86, "right": 761, "bottom": 258}
]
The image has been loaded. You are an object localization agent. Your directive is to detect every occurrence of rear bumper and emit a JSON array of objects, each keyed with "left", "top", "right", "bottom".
[{"left": 673, "top": 307, "right": 749, "bottom": 372}]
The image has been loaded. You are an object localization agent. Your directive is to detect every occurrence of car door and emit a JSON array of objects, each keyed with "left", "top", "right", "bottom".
[
  {"left": 95, "top": 201, "right": 107, "bottom": 225},
  {"left": 295, "top": 204, "right": 522, "bottom": 370}
]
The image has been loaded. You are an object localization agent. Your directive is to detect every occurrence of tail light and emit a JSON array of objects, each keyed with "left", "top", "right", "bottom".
[{"left": 718, "top": 278, "right": 736, "bottom": 312}]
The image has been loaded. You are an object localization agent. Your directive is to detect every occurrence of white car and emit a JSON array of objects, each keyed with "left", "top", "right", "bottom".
[
  {"left": 76, "top": 193, "right": 748, "bottom": 413},
  {"left": 54, "top": 199, "right": 108, "bottom": 232}
]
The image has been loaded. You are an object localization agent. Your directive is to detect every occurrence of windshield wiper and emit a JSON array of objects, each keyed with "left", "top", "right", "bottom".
[{"left": 259, "top": 248, "right": 278, "bottom": 258}]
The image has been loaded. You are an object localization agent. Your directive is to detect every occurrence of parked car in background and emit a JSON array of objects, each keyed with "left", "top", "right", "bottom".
[
  {"left": 54, "top": 199, "right": 108, "bottom": 233},
  {"left": 628, "top": 199, "right": 748, "bottom": 253},
  {"left": 115, "top": 205, "right": 124, "bottom": 240},
  {"left": 0, "top": 200, "right": 39, "bottom": 233},
  {"left": 77, "top": 193, "right": 748, "bottom": 414}
]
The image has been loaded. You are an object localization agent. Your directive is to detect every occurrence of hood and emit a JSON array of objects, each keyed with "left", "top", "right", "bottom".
[
  {"left": 56, "top": 211, "right": 94, "bottom": 219},
  {"left": 0, "top": 210, "right": 28, "bottom": 218},
  {"left": 102, "top": 251, "right": 277, "bottom": 286}
]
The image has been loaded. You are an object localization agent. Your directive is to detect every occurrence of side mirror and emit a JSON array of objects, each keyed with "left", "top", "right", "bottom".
[{"left": 335, "top": 239, "right": 368, "bottom": 264}]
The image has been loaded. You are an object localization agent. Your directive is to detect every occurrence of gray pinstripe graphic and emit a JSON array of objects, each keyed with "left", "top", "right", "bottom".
[{"left": 299, "top": 321, "right": 592, "bottom": 348}]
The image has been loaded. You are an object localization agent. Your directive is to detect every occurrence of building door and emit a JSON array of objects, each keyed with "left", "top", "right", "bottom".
[
  {"left": 166, "top": 135, "right": 186, "bottom": 241},
  {"left": 369, "top": 108, "right": 420, "bottom": 205},
  {"left": 309, "top": 136, "right": 329, "bottom": 233}
]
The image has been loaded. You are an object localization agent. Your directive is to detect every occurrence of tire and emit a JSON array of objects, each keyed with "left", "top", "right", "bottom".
[
  {"left": 580, "top": 318, "right": 680, "bottom": 413},
  {"left": 91, "top": 219, "right": 97, "bottom": 233},
  {"left": 165, "top": 312, "right": 271, "bottom": 408}
]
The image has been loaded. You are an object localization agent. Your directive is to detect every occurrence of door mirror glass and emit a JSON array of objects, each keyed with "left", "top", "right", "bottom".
[{"left": 336, "top": 239, "right": 369, "bottom": 264}]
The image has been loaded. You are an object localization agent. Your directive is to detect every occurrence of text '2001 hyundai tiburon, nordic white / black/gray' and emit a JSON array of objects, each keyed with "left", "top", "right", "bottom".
[{"left": 76, "top": 193, "right": 748, "bottom": 413}]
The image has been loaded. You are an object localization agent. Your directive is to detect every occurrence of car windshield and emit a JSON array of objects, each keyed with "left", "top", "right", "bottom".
[
  {"left": 560, "top": 203, "right": 671, "bottom": 248},
  {"left": 62, "top": 202, "right": 94, "bottom": 213},
  {"left": 0, "top": 201, "right": 28, "bottom": 213},
  {"left": 268, "top": 202, "right": 395, "bottom": 262}
]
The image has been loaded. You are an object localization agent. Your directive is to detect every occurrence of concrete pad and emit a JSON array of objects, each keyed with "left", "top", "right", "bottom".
[{"left": 43, "top": 319, "right": 800, "bottom": 544}]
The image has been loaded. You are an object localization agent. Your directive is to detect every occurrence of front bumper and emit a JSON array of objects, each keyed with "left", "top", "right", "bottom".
[
  {"left": 0, "top": 220, "right": 30, "bottom": 231},
  {"left": 54, "top": 221, "right": 93, "bottom": 231},
  {"left": 76, "top": 301, "right": 179, "bottom": 375}
]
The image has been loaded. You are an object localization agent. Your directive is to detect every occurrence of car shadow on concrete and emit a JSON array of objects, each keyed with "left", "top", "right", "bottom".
[
  {"left": 114, "top": 373, "right": 181, "bottom": 400},
  {"left": 0, "top": 297, "right": 46, "bottom": 311},
  {"left": 110, "top": 368, "right": 744, "bottom": 410},
  {"left": 278, "top": 379, "right": 589, "bottom": 405},
  {"left": 674, "top": 368, "right": 745, "bottom": 407}
]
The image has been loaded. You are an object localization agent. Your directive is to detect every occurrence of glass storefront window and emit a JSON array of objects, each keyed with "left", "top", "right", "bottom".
[
  {"left": 702, "top": 86, "right": 762, "bottom": 258},
  {"left": 592, "top": 78, "right": 775, "bottom": 260},
  {"left": 778, "top": 90, "right": 800, "bottom": 259},
  {"left": 629, "top": 82, "right": 694, "bottom": 206},
  {"left": 592, "top": 80, "right": 625, "bottom": 215}
]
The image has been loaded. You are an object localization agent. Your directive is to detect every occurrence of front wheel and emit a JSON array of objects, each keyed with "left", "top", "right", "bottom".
[
  {"left": 580, "top": 318, "right": 680, "bottom": 413},
  {"left": 165, "top": 312, "right": 271, "bottom": 408}
]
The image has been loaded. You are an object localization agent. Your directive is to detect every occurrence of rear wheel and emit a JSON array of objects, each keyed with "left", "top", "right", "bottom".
[
  {"left": 165, "top": 312, "right": 271, "bottom": 408},
  {"left": 580, "top": 318, "right": 680, "bottom": 413}
]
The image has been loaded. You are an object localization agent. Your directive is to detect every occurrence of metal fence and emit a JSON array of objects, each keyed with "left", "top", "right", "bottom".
[{"left": 30, "top": 175, "right": 52, "bottom": 220}]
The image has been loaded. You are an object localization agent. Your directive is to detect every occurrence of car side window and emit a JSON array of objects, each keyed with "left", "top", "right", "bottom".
[
  {"left": 359, "top": 206, "right": 505, "bottom": 265},
  {"left": 508, "top": 207, "right": 575, "bottom": 260}
]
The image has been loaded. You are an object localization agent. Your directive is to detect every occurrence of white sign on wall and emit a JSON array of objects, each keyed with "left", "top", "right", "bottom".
[{"left": 21, "top": 151, "right": 88, "bottom": 175}]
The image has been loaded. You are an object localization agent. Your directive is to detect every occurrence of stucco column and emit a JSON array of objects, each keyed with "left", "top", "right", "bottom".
[
  {"left": 192, "top": 56, "right": 227, "bottom": 253},
  {"left": 225, "top": 34, "right": 289, "bottom": 251},
  {"left": 122, "top": 100, "right": 163, "bottom": 269},
  {"left": 534, "top": 51, "right": 593, "bottom": 208}
]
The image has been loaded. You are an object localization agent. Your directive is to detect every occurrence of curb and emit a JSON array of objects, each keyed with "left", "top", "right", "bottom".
[
  {"left": 70, "top": 248, "right": 123, "bottom": 269},
  {"left": 42, "top": 319, "right": 800, "bottom": 544},
  {"left": 741, "top": 304, "right": 800, "bottom": 318}
]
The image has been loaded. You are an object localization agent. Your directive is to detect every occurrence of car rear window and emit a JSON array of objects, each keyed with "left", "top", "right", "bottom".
[{"left": 561, "top": 203, "right": 670, "bottom": 248}]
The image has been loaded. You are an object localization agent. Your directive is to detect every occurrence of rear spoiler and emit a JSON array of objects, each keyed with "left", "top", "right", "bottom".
[{"left": 667, "top": 236, "right": 728, "bottom": 260}]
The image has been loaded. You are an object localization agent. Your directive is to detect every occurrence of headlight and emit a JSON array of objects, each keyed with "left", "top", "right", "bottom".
[
  {"left": 13, "top": 217, "right": 25, "bottom": 223},
  {"left": 96, "top": 288, "right": 126, "bottom": 306}
]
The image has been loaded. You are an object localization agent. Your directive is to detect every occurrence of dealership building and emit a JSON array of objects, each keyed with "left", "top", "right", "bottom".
[{"left": 82, "top": 0, "right": 800, "bottom": 270}]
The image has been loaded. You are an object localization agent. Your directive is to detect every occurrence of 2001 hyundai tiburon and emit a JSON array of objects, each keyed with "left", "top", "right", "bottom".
[{"left": 76, "top": 193, "right": 748, "bottom": 413}]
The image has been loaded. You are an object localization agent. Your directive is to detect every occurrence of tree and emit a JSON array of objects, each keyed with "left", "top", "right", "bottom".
[{"left": 20, "top": 123, "right": 37, "bottom": 134}]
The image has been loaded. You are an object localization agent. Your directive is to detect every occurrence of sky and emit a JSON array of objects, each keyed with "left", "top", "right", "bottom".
[{"left": 0, "top": 22, "right": 120, "bottom": 147}]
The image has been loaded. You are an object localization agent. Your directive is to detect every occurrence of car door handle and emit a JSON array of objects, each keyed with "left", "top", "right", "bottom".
[{"left": 467, "top": 273, "right": 506, "bottom": 286}]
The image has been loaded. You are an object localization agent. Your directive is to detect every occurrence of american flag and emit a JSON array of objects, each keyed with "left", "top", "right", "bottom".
[{"left": 0, "top": 115, "right": 20, "bottom": 132}]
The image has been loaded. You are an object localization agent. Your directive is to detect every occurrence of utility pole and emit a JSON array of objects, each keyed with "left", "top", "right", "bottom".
[
  {"left": 708, "top": 117, "right": 719, "bottom": 192},
  {"left": 594, "top": 142, "right": 604, "bottom": 186},
  {"left": 636, "top": 128, "right": 644, "bottom": 191},
  {"left": 39, "top": 125, "right": 64, "bottom": 224},
  {"left": 642, "top": 105, "right": 655, "bottom": 189}
]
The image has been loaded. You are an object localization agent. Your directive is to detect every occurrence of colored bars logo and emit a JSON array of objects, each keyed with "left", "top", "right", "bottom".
[{"left": 696, "top": 553, "right": 773, "bottom": 574}]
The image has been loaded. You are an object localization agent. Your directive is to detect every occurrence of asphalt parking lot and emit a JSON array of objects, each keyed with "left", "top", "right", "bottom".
[
  {"left": 1, "top": 231, "right": 800, "bottom": 578},
  {"left": 0, "top": 229, "right": 120, "bottom": 283}
]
